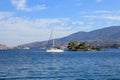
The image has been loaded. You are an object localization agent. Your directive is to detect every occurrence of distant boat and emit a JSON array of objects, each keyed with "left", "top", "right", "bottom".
[
  {"left": 46, "top": 28, "right": 64, "bottom": 52},
  {"left": 47, "top": 48, "right": 64, "bottom": 52}
]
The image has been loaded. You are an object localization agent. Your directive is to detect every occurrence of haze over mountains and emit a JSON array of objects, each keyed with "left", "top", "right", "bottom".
[{"left": 17, "top": 26, "right": 120, "bottom": 49}]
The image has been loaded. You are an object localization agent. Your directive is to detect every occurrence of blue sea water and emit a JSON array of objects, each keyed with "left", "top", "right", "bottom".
[{"left": 0, "top": 49, "right": 120, "bottom": 80}]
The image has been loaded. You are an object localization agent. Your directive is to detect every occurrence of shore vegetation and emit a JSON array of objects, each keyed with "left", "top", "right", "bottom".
[{"left": 67, "top": 41, "right": 101, "bottom": 51}]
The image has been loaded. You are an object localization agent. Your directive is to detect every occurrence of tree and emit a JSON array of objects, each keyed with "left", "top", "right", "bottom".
[
  {"left": 75, "top": 42, "right": 88, "bottom": 50},
  {"left": 67, "top": 41, "right": 101, "bottom": 51},
  {"left": 81, "top": 42, "right": 88, "bottom": 47},
  {"left": 67, "top": 41, "right": 78, "bottom": 51}
]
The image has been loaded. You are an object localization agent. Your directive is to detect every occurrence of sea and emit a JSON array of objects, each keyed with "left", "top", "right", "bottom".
[{"left": 0, "top": 49, "right": 120, "bottom": 80}]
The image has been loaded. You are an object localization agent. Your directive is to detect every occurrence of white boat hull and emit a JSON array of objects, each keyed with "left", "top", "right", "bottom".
[{"left": 47, "top": 48, "right": 64, "bottom": 52}]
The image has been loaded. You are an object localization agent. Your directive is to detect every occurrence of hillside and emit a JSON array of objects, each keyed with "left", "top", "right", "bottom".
[
  {"left": 16, "top": 26, "right": 120, "bottom": 49},
  {"left": 58, "top": 26, "right": 120, "bottom": 42}
]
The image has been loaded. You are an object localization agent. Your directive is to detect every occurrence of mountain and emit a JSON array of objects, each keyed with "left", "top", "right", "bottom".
[
  {"left": 17, "top": 26, "right": 120, "bottom": 49},
  {"left": 58, "top": 26, "right": 120, "bottom": 42}
]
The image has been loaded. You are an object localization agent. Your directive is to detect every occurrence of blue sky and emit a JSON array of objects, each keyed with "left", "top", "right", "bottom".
[{"left": 0, "top": 0, "right": 120, "bottom": 46}]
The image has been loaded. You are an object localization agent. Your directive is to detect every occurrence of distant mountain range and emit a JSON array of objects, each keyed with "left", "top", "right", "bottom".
[{"left": 17, "top": 26, "right": 120, "bottom": 49}]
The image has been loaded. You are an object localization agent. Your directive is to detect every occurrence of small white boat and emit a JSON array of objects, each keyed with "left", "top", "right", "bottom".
[
  {"left": 47, "top": 48, "right": 64, "bottom": 52},
  {"left": 46, "top": 28, "right": 64, "bottom": 53}
]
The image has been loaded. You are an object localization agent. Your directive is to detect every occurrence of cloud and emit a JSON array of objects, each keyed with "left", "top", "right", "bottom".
[
  {"left": 94, "top": 10, "right": 111, "bottom": 13},
  {"left": 0, "top": 16, "right": 85, "bottom": 45},
  {"left": 0, "top": 12, "right": 14, "bottom": 19},
  {"left": 82, "top": 10, "right": 120, "bottom": 20},
  {"left": 11, "top": 0, "right": 46, "bottom": 11},
  {"left": 11, "top": 0, "right": 27, "bottom": 10},
  {"left": 30, "top": 4, "right": 46, "bottom": 11},
  {"left": 84, "top": 15, "right": 120, "bottom": 20},
  {"left": 72, "top": 21, "right": 84, "bottom": 25},
  {"left": 103, "top": 15, "right": 120, "bottom": 20}
]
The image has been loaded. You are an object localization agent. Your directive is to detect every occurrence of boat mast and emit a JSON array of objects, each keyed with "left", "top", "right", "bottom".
[{"left": 51, "top": 28, "right": 55, "bottom": 48}]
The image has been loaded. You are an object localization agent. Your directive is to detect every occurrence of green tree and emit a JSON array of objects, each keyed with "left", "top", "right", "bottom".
[
  {"left": 67, "top": 41, "right": 101, "bottom": 51},
  {"left": 90, "top": 46, "right": 101, "bottom": 51},
  {"left": 67, "top": 41, "right": 78, "bottom": 51},
  {"left": 76, "top": 42, "right": 88, "bottom": 50},
  {"left": 81, "top": 42, "right": 88, "bottom": 47}
]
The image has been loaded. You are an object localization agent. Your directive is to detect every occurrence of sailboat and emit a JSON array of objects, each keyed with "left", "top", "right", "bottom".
[{"left": 46, "top": 28, "right": 64, "bottom": 52}]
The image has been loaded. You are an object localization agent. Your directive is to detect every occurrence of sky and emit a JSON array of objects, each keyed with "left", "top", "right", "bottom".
[{"left": 0, "top": 0, "right": 120, "bottom": 46}]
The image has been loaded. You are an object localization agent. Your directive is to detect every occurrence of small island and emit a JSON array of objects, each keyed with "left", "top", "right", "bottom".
[{"left": 67, "top": 41, "right": 101, "bottom": 51}]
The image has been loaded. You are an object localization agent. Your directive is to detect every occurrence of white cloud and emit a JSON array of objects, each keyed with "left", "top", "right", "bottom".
[
  {"left": 72, "top": 21, "right": 84, "bottom": 25},
  {"left": 0, "top": 17, "right": 81, "bottom": 45},
  {"left": 84, "top": 15, "right": 98, "bottom": 18},
  {"left": 11, "top": 0, "right": 26, "bottom": 10},
  {"left": 83, "top": 10, "right": 120, "bottom": 20},
  {"left": 84, "top": 15, "right": 120, "bottom": 20},
  {"left": 94, "top": 10, "right": 111, "bottom": 13},
  {"left": 11, "top": 0, "right": 46, "bottom": 11},
  {"left": 0, "top": 12, "right": 14, "bottom": 19},
  {"left": 30, "top": 4, "right": 46, "bottom": 11},
  {"left": 103, "top": 15, "right": 120, "bottom": 20}
]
